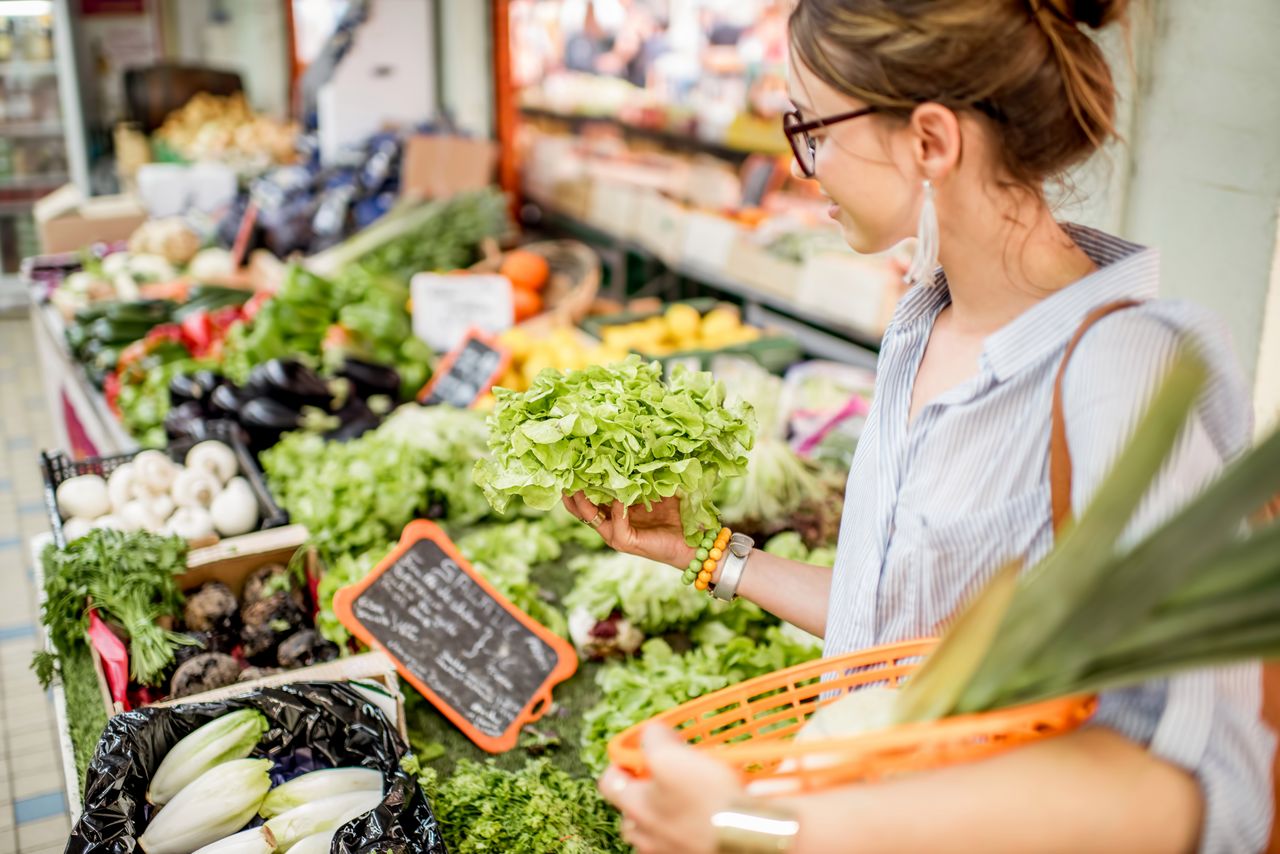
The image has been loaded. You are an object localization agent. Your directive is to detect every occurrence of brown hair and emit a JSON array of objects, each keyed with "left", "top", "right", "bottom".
[{"left": 788, "top": 0, "right": 1128, "bottom": 188}]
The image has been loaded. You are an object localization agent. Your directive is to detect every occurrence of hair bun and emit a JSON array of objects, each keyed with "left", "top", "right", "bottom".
[{"left": 1048, "top": 0, "right": 1128, "bottom": 30}]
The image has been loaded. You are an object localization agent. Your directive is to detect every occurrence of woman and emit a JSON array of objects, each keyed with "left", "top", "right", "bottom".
[{"left": 563, "top": 0, "right": 1275, "bottom": 851}]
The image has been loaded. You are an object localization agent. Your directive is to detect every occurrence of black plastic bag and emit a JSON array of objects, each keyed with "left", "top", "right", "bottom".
[{"left": 66, "top": 681, "right": 447, "bottom": 854}]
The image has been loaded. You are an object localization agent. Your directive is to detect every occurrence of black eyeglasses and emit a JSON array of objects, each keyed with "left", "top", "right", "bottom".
[{"left": 783, "top": 107, "right": 879, "bottom": 177}]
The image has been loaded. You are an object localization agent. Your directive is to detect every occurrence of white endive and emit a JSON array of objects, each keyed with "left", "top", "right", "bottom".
[
  {"left": 258, "top": 767, "right": 382, "bottom": 818},
  {"left": 138, "top": 758, "right": 272, "bottom": 854},
  {"left": 285, "top": 831, "right": 336, "bottom": 854},
  {"left": 191, "top": 826, "right": 276, "bottom": 854},
  {"left": 264, "top": 790, "right": 384, "bottom": 852},
  {"left": 147, "top": 709, "right": 269, "bottom": 805}
]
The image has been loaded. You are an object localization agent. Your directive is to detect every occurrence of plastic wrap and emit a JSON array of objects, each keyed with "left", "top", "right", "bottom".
[{"left": 67, "top": 682, "right": 446, "bottom": 854}]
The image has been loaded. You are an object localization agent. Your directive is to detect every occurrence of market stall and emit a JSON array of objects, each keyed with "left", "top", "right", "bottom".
[{"left": 15, "top": 3, "right": 1280, "bottom": 853}]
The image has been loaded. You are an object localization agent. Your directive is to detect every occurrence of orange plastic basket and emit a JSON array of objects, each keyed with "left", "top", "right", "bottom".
[{"left": 607, "top": 639, "right": 1096, "bottom": 796}]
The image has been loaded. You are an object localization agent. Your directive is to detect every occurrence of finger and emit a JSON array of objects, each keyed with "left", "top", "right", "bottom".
[
  {"left": 608, "top": 499, "right": 635, "bottom": 539},
  {"left": 624, "top": 828, "right": 662, "bottom": 854},
  {"left": 562, "top": 493, "right": 590, "bottom": 523},
  {"left": 570, "top": 491, "right": 602, "bottom": 525},
  {"left": 598, "top": 765, "right": 634, "bottom": 808},
  {"left": 641, "top": 726, "right": 694, "bottom": 786}
]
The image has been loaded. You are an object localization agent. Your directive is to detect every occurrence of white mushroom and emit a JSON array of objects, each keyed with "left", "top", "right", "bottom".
[
  {"left": 121, "top": 501, "right": 164, "bottom": 534},
  {"left": 133, "top": 450, "right": 177, "bottom": 494},
  {"left": 146, "top": 493, "right": 175, "bottom": 522},
  {"left": 63, "top": 517, "right": 94, "bottom": 542},
  {"left": 210, "top": 477, "right": 258, "bottom": 537},
  {"left": 171, "top": 467, "right": 221, "bottom": 508},
  {"left": 185, "top": 441, "right": 239, "bottom": 485},
  {"left": 90, "top": 514, "right": 126, "bottom": 533},
  {"left": 56, "top": 475, "right": 111, "bottom": 520},
  {"left": 107, "top": 463, "right": 137, "bottom": 512},
  {"left": 165, "top": 507, "right": 216, "bottom": 541}
]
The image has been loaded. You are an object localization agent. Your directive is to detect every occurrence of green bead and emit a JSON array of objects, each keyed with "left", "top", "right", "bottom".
[
  {"left": 701, "top": 536, "right": 715, "bottom": 550},
  {"left": 687, "top": 558, "right": 703, "bottom": 573},
  {"left": 681, "top": 570, "right": 697, "bottom": 584},
  {"left": 695, "top": 548, "right": 709, "bottom": 561}
]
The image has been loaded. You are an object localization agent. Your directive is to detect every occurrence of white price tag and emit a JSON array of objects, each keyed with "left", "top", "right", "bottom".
[{"left": 411, "top": 273, "right": 514, "bottom": 352}]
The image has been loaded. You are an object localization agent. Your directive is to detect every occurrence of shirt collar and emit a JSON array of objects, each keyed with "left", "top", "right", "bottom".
[
  {"left": 883, "top": 224, "right": 1160, "bottom": 382},
  {"left": 983, "top": 224, "right": 1158, "bottom": 382}
]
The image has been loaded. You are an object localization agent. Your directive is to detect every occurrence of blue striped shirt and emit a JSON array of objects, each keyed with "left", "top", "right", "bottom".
[{"left": 824, "top": 224, "right": 1274, "bottom": 853}]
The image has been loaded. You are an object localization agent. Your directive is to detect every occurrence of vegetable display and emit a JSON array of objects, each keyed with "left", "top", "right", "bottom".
[
  {"left": 717, "top": 436, "right": 846, "bottom": 549},
  {"left": 417, "top": 759, "right": 626, "bottom": 854},
  {"left": 476, "top": 356, "right": 756, "bottom": 539},
  {"left": 261, "top": 405, "right": 493, "bottom": 559},
  {"left": 127, "top": 711, "right": 384, "bottom": 854},
  {"left": 55, "top": 442, "right": 260, "bottom": 544},
  {"left": 564, "top": 551, "right": 724, "bottom": 659}
]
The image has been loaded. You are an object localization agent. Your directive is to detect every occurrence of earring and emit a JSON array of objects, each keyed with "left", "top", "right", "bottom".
[{"left": 903, "top": 179, "right": 939, "bottom": 287}]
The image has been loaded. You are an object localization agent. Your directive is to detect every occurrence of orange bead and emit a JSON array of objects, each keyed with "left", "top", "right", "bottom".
[
  {"left": 714, "top": 536, "right": 729, "bottom": 551},
  {"left": 703, "top": 558, "right": 717, "bottom": 572},
  {"left": 709, "top": 547, "right": 723, "bottom": 561},
  {"left": 694, "top": 577, "right": 709, "bottom": 591},
  {"left": 697, "top": 570, "right": 712, "bottom": 582},
  {"left": 718, "top": 527, "right": 731, "bottom": 540}
]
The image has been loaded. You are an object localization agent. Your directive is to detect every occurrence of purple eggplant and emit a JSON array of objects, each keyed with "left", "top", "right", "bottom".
[
  {"left": 209, "top": 382, "right": 247, "bottom": 419},
  {"left": 324, "top": 395, "right": 381, "bottom": 442},
  {"left": 246, "top": 359, "right": 333, "bottom": 410},
  {"left": 239, "top": 397, "right": 303, "bottom": 452},
  {"left": 337, "top": 358, "right": 402, "bottom": 401},
  {"left": 164, "top": 401, "right": 208, "bottom": 441}
]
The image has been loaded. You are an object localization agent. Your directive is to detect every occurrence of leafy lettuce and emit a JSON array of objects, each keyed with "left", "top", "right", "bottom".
[{"left": 475, "top": 357, "right": 755, "bottom": 539}]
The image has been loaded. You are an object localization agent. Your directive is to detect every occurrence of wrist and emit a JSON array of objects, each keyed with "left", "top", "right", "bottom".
[{"left": 669, "top": 542, "right": 697, "bottom": 571}]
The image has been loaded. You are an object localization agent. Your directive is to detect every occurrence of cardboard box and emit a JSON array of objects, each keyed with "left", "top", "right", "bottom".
[
  {"left": 634, "top": 191, "right": 688, "bottom": 265},
  {"left": 91, "top": 525, "right": 406, "bottom": 738},
  {"left": 401, "top": 134, "right": 498, "bottom": 201},
  {"left": 34, "top": 185, "right": 148, "bottom": 254},
  {"left": 795, "top": 250, "right": 902, "bottom": 338},
  {"left": 585, "top": 178, "right": 642, "bottom": 239},
  {"left": 680, "top": 211, "right": 742, "bottom": 271},
  {"left": 722, "top": 234, "right": 803, "bottom": 301}
]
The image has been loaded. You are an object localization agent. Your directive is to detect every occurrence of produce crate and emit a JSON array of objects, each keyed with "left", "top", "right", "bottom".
[
  {"left": 581, "top": 298, "right": 803, "bottom": 374},
  {"left": 87, "top": 524, "right": 406, "bottom": 738},
  {"left": 39, "top": 420, "right": 289, "bottom": 549}
]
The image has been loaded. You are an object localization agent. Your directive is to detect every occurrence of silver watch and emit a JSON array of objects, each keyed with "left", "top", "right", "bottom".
[
  {"left": 711, "top": 796, "right": 800, "bottom": 854},
  {"left": 711, "top": 533, "right": 754, "bottom": 601}
]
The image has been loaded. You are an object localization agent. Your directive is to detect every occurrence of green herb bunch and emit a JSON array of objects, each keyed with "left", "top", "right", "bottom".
[{"left": 34, "top": 529, "right": 191, "bottom": 688}]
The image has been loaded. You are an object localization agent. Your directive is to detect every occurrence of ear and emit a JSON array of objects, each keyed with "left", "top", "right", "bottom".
[{"left": 906, "top": 103, "right": 963, "bottom": 182}]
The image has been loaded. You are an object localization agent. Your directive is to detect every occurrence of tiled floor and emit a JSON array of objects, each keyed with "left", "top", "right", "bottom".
[{"left": 0, "top": 314, "right": 70, "bottom": 852}]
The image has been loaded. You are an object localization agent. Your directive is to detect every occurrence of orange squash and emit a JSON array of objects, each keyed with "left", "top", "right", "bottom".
[
  {"left": 512, "top": 287, "right": 544, "bottom": 322},
  {"left": 500, "top": 250, "right": 551, "bottom": 292}
]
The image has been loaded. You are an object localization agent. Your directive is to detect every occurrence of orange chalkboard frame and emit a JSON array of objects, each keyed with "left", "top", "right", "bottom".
[
  {"left": 332, "top": 520, "right": 578, "bottom": 753},
  {"left": 415, "top": 327, "right": 511, "bottom": 407}
]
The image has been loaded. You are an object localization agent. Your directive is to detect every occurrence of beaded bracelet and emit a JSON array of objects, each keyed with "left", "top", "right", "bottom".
[{"left": 682, "top": 525, "right": 732, "bottom": 591}]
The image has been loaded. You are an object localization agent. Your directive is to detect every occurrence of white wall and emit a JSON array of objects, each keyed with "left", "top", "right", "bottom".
[
  {"left": 1116, "top": 0, "right": 1280, "bottom": 389},
  {"left": 438, "top": 0, "right": 493, "bottom": 137},
  {"left": 1254, "top": 212, "right": 1280, "bottom": 435},
  {"left": 316, "top": 0, "right": 437, "bottom": 162},
  {"left": 165, "top": 0, "right": 290, "bottom": 118}
]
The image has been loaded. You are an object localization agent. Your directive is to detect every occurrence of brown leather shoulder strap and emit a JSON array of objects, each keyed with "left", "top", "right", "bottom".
[{"left": 1050, "top": 299, "right": 1143, "bottom": 534}]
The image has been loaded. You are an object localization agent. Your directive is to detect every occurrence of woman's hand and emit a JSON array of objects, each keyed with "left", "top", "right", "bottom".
[
  {"left": 563, "top": 492, "right": 693, "bottom": 569},
  {"left": 599, "top": 727, "right": 744, "bottom": 854}
]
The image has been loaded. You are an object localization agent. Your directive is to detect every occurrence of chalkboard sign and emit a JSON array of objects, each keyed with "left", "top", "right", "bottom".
[
  {"left": 332, "top": 520, "right": 577, "bottom": 753},
  {"left": 417, "top": 328, "right": 511, "bottom": 408}
]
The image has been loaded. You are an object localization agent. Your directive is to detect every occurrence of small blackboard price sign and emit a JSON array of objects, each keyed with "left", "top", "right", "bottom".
[
  {"left": 416, "top": 328, "right": 511, "bottom": 408},
  {"left": 332, "top": 520, "right": 577, "bottom": 753}
]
